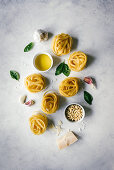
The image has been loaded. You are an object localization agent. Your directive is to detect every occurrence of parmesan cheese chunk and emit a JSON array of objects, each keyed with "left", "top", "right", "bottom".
[{"left": 56, "top": 131, "right": 78, "bottom": 150}]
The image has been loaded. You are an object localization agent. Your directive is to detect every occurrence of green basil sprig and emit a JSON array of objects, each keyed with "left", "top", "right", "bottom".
[
  {"left": 55, "top": 62, "right": 71, "bottom": 77},
  {"left": 24, "top": 42, "right": 34, "bottom": 52},
  {"left": 10, "top": 70, "right": 20, "bottom": 80},
  {"left": 84, "top": 91, "right": 93, "bottom": 105}
]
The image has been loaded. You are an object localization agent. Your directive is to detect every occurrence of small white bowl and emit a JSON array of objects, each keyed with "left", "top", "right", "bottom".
[
  {"left": 33, "top": 52, "right": 53, "bottom": 73},
  {"left": 65, "top": 103, "right": 85, "bottom": 123}
]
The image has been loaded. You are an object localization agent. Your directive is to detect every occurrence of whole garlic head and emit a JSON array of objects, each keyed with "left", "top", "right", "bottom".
[{"left": 33, "top": 29, "right": 48, "bottom": 42}]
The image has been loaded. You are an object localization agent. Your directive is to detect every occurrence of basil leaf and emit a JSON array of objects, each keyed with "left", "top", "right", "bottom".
[
  {"left": 63, "top": 64, "right": 71, "bottom": 77},
  {"left": 84, "top": 91, "right": 93, "bottom": 105},
  {"left": 10, "top": 70, "right": 20, "bottom": 80},
  {"left": 55, "top": 62, "right": 71, "bottom": 76},
  {"left": 24, "top": 42, "right": 34, "bottom": 52},
  {"left": 55, "top": 62, "right": 64, "bottom": 75}
]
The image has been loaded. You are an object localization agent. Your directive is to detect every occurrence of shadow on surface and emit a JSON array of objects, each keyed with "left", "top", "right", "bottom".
[
  {"left": 48, "top": 32, "right": 53, "bottom": 39},
  {"left": 58, "top": 95, "right": 68, "bottom": 110},
  {"left": 47, "top": 118, "right": 55, "bottom": 130},
  {"left": 73, "top": 132, "right": 82, "bottom": 141},
  {"left": 92, "top": 77, "right": 97, "bottom": 88},
  {"left": 52, "top": 55, "right": 61, "bottom": 68},
  {"left": 86, "top": 54, "right": 96, "bottom": 67},
  {"left": 45, "top": 77, "right": 50, "bottom": 88},
  {"left": 83, "top": 105, "right": 92, "bottom": 117},
  {"left": 72, "top": 37, "right": 78, "bottom": 50},
  {"left": 78, "top": 79, "right": 85, "bottom": 93}
]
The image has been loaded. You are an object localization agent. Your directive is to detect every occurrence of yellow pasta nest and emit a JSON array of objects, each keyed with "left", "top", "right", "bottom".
[
  {"left": 68, "top": 51, "right": 87, "bottom": 72},
  {"left": 41, "top": 92, "right": 59, "bottom": 114},
  {"left": 59, "top": 77, "right": 79, "bottom": 97},
  {"left": 29, "top": 113, "right": 48, "bottom": 135},
  {"left": 51, "top": 33, "right": 72, "bottom": 56},
  {"left": 24, "top": 74, "right": 45, "bottom": 93}
]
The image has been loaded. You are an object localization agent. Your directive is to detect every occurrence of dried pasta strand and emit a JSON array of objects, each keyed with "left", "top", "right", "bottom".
[
  {"left": 41, "top": 92, "right": 59, "bottom": 114},
  {"left": 51, "top": 33, "right": 72, "bottom": 56},
  {"left": 68, "top": 51, "right": 87, "bottom": 72},
  {"left": 59, "top": 77, "right": 79, "bottom": 97},
  {"left": 29, "top": 113, "right": 48, "bottom": 135},
  {"left": 24, "top": 74, "right": 45, "bottom": 93}
]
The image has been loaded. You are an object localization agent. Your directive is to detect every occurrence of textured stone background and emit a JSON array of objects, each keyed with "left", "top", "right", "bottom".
[{"left": 0, "top": 0, "right": 114, "bottom": 170}]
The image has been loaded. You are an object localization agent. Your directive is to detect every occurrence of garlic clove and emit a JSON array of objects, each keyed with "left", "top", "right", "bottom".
[
  {"left": 19, "top": 95, "right": 27, "bottom": 104},
  {"left": 84, "top": 77, "right": 96, "bottom": 89}
]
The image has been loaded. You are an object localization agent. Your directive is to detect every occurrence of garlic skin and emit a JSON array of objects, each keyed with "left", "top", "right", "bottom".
[
  {"left": 33, "top": 29, "right": 48, "bottom": 42},
  {"left": 84, "top": 77, "right": 93, "bottom": 84},
  {"left": 19, "top": 95, "right": 27, "bottom": 104},
  {"left": 91, "top": 83, "right": 96, "bottom": 89},
  {"left": 25, "top": 100, "right": 35, "bottom": 106}
]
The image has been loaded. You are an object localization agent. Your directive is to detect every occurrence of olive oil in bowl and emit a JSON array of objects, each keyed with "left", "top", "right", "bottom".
[{"left": 33, "top": 53, "right": 53, "bottom": 72}]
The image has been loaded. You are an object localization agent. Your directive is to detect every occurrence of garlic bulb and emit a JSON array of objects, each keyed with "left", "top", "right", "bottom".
[{"left": 33, "top": 29, "right": 48, "bottom": 42}]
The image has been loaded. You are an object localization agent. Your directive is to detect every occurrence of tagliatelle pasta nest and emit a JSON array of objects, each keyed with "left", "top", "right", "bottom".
[
  {"left": 59, "top": 77, "right": 79, "bottom": 97},
  {"left": 41, "top": 92, "right": 59, "bottom": 114},
  {"left": 29, "top": 113, "right": 48, "bottom": 135},
  {"left": 68, "top": 51, "right": 87, "bottom": 72},
  {"left": 51, "top": 33, "right": 72, "bottom": 56},
  {"left": 24, "top": 74, "right": 45, "bottom": 93}
]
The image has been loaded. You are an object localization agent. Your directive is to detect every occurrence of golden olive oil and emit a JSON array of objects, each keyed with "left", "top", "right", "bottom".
[{"left": 35, "top": 54, "right": 52, "bottom": 71}]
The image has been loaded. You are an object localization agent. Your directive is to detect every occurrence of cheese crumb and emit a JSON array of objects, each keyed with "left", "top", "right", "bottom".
[
  {"left": 50, "top": 120, "right": 63, "bottom": 136},
  {"left": 58, "top": 120, "right": 63, "bottom": 126}
]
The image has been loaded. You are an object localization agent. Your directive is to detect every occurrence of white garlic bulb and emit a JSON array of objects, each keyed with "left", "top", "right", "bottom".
[{"left": 33, "top": 29, "right": 48, "bottom": 42}]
